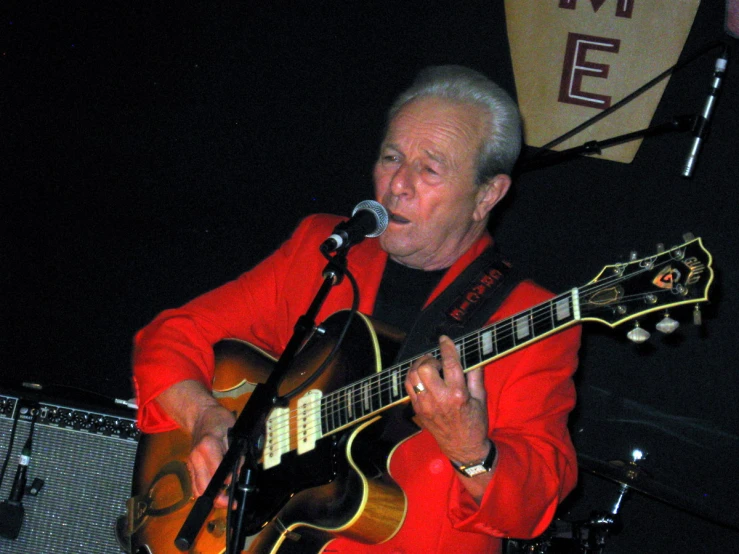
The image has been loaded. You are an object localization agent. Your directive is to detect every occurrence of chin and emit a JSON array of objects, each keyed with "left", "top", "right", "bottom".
[{"left": 379, "top": 235, "right": 415, "bottom": 259}]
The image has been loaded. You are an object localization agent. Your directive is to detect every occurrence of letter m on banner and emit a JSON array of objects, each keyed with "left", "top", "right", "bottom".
[
  {"left": 504, "top": 0, "right": 700, "bottom": 163},
  {"left": 559, "top": 0, "right": 635, "bottom": 18}
]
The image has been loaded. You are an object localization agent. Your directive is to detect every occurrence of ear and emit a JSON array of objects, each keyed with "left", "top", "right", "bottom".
[{"left": 473, "top": 174, "right": 511, "bottom": 222}]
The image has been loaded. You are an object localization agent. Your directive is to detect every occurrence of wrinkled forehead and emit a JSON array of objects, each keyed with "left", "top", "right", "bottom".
[{"left": 383, "top": 97, "right": 487, "bottom": 156}]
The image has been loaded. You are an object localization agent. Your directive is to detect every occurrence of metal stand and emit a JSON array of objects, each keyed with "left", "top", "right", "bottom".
[{"left": 174, "top": 249, "right": 351, "bottom": 553}]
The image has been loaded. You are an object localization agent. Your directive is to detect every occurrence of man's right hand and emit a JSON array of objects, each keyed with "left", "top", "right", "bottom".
[
  {"left": 156, "top": 380, "right": 236, "bottom": 508},
  {"left": 189, "top": 403, "right": 236, "bottom": 506}
]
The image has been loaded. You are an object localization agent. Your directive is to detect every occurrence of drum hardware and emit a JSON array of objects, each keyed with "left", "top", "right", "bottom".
[
  {"left": 504, "top": 512, "right": 622, "bottom": 554},
  {"left": 578, "top": 449, "right": 738, "bottom": 531},
  {"left": 504, "top": 450, "right": 646, "bottom": 553}
]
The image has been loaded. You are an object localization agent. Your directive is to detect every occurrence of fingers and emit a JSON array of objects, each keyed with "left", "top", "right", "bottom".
[
  {"left": 437, "top": 335, "right": 465, "bottom": 387},
  {"left": 405, "top": 354, "right": 440, "bottom": 400},
  {"left": 466, "top": 367, "right": 487, "bottom": 403},
  {"left": 405, "top": 336, "right": 486, "bottom": 407},
  {"left": 405, "top": 336, "right": 462, "bottom": 398},
  {"left": 188, "top": 432, "right": 227, "bottom": 495},
  {"left": 188, "top": 404, "right": 235, "bottom": 507}
]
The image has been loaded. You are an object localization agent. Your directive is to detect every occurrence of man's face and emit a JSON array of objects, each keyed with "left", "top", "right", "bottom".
[{"left": 373, "top": 97, "right": 497, "bottom": 270}]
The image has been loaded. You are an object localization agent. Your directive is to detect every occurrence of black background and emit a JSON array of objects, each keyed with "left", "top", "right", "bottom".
[{"left": 2, "top": 1, "right": 738, "bottom": 552}]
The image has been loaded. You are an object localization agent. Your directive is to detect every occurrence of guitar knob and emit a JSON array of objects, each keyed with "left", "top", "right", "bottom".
[
  {"left": 627, "top": 322, "right": 651, "bottom": 343},
  {"left": 656, "top": 312, "right": 679, "bottom": 334}
]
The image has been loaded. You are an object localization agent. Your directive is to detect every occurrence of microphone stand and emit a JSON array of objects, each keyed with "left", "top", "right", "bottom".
[
  {"left": 516, "top": 114, "right": 695, "bottom": 174},
  {"left": 174, "top": 249, "right": 351, "bottom": 553}
]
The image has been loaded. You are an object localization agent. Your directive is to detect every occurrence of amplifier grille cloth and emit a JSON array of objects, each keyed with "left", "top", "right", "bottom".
[{"left": 0, "top": 395, "right": 139, "bottom": 553}]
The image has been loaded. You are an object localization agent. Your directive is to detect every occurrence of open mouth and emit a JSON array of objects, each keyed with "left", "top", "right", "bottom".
[{"left": 389, "top": 211, "right": 410, "bottom": 224}]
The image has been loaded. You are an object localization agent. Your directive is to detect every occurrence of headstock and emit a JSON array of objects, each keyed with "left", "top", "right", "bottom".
[{"left": 578, "top": 235, "right": 713, "bottom": 341}]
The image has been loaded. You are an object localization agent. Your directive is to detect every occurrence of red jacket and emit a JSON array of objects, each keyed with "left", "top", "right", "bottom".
[{"left": 133, "top": 214, "right": 581, "bottom": 553}]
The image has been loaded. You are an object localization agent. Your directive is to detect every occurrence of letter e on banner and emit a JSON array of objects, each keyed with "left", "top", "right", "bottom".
[{"left": 504, "top": 1, "right": 701, "bottom": 163}]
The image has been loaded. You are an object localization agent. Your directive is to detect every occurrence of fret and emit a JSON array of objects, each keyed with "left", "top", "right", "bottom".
[
  {"left": 381, "top": 366, "right": 402, "bottom": 404},
  {"left": 344, "top": 387, "right": 354, "bottom": 420},
  {"left": 533, "top": 302, "right": 554, "bottom": 337},
  {"left": 550, "top": 298, "right": 556, "bottom": 329},
  {"left": 376, "top": 374, "right": 389, "bottom": 407},
  {"left": 353, "top": 383, "right": 364, "bottom": 421},
  {"left": 336, "top": 391, "right": 348, "bottom": 428},
  {"left": 335, "top": 392, "right": 344, "bottom": 429},
  {"left": 360, "top": 379, "right": 371, "bottom": 416},
  {"left": 571, "top": 288, "right": 581, "bottom": 320},
  {"left": 369, "top": 375, "right": 382, "bottom": 413},
  {"left": 480, "top": 328, "right": 495, "bottom": 357},
  {"left": 555, "top": 295, "right": 572, "bottom": 323},
  {"left": 514, "top": 312, "right": 531, "bottom": 341},
  {"left": 390, "top": 366, "right": 403, "bottom": 400},
  {"left": 328, "top": 382, "right": 359, "bottom": 432},
  {"left": 321, "top": 289, "right": 584, "bottom": 438},
  {"left": 326, "top": 396, "right": 337, "bottom": 431},
  {"left": 462, "top": 336, "right": 479, "bottom": 368},
  {"left": 496, "top": 318, "right": 515, "bottom": 353}
]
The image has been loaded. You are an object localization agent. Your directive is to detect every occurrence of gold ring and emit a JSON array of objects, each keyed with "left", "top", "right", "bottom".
[{"left": 413, "top": 382, "right": 426, "bottom": 394}]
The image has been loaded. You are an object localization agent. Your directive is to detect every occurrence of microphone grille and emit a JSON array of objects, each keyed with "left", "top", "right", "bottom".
[{"left": 352, "top": 200, "right": 389, "bottom": 237}]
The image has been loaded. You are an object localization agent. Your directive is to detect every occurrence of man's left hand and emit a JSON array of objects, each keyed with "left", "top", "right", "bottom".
[{"left": 405, "top": 335, "right": 491, "bottom": 468}]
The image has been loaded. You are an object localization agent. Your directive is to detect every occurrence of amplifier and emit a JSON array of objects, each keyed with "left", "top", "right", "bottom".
[{"left": 0, "top": 391, "right": 140, "bottom": 553}]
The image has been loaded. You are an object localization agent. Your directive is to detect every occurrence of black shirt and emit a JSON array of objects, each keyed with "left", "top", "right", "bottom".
[{"left": 372, "top": 258, "right": 446, "bottom": 334}]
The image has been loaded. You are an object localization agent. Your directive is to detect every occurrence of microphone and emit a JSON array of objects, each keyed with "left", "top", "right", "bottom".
[
  {"left": 682, "top": 44, "right": 729, "bottom": 178},
  {"left": 320, "top": 200, "right": 389, "bottom": 253},
  {"left": 0, "top": 435, "right": 32, "bottom": 540}
]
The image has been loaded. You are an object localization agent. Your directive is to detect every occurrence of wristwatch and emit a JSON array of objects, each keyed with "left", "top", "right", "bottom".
[{"left": 450, "top": 440, "right": 496, "bottom": 477}]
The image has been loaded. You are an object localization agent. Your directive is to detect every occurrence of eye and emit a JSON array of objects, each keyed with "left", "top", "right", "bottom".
[{"left": 423, "top": 166, "right": 438, "bottom": 175}]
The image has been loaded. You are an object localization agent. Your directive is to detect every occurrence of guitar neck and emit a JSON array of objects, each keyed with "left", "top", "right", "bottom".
[
  {"left": 319, "top": 289, "right": 580, "bottom": 435},
  {"left": 268, "top": 237, "right": 711, "bottom": 469}
]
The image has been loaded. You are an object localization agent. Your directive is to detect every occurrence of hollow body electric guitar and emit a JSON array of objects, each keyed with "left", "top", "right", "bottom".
[{"left": 127, "top": 237, "right": 713, "bottom": 554}]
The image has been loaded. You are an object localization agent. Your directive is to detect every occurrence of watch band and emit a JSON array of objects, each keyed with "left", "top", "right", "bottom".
[{"left": 450, "top": 440, "right": 497, "bottom": 477}]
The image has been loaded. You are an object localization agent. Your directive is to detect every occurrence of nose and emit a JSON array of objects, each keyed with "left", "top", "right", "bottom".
[{"left": 388, "top": 162, "right": 415, "bottom": 198}]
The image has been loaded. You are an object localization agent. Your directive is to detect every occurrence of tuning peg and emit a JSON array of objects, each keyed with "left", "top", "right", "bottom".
[
  {"left": 656, "top": 243, "right": 665, "bottom": 253},
  {"left": 682, "top": 232, "right": 695, "bottom": 242},
  {"left": 693, "top": 305, "right": 703, "bottom": 326},
  {"left": 629, "top": 250, "right": 639, "bottom": 261},
  {"left": 627, "top": 321, "right": 651, "bottom": 343},
  {"left": 656, "top": 311, "right": 679, "bottom": 334}
]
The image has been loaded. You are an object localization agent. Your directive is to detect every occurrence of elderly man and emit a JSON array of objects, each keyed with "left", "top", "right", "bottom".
[{"left": 132, "top": 65, "right": 580, "bottom": 553}]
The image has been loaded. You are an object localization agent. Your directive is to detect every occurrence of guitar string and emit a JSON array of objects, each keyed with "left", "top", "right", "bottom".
[
  {"left": 265, "top": 288, "right": 681, "bottom": 456},
  {"left": 317, "top": 289, "right": 672, "bottom": 430},
  {"left": 265, "top": 287, "right": 680, "bottom": 458},
  {"left": 262, "top": 256, "right": 697, "bottom": 456},
  {"left": 313, "top": 259, "right": 674, "bottom": 415},
  {"left": 264, "top": 263, "right": 689, "bottom": 456}
]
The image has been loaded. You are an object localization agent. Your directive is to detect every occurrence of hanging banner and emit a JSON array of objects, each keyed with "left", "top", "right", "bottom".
[
  {"left": 727, "top": 0, "right": 739, "bottom": 38},
  {"left": 505, "top": 0, "right": 701, "bottom": 163}
]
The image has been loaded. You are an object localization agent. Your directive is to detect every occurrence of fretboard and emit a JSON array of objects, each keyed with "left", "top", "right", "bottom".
[{"left": 319, "top": 288, "right": 581, "bottom": 436}]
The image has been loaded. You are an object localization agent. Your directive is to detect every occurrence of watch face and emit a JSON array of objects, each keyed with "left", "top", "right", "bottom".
[
  {"left": 453, "top": 440, "right": 496, "bottom": 476},
  {"left": 463, "top": 464, "right": 489, "bottom": 477}
]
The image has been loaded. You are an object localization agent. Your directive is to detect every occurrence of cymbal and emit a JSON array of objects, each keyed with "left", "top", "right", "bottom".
[{"left": 577, "top": 453, "right": 739, "bottom": 531}]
